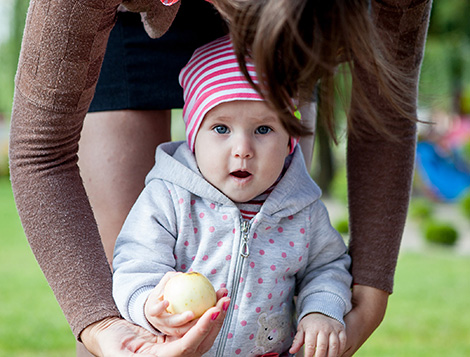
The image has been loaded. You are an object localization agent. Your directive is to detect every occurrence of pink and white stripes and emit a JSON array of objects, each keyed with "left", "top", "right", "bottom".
[
  {"left": 179, "top": 35, "right": 299, "bottom": 153},
  {"left": 179, "top": 35, "right": 265, "bottom": 151}
]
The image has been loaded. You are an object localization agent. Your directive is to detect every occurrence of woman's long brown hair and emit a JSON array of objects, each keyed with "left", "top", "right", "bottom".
[{"left": 211, "top": 0, "right": 416, "bottom": 141}]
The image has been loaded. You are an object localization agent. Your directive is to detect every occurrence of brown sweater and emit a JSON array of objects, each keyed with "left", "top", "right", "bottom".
[{"left": 9, "top": 0, "right": 431, "bottom": 339}]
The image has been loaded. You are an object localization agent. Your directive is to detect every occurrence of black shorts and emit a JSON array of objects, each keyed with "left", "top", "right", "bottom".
[{"left": 89, "top": 0, "right": 227, "bottom": 112}]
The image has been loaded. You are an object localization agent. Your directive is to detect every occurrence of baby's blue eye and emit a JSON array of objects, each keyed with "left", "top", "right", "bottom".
[
  {"left": 256, "top": 126, "right": 272, "bottom": 135},
  {"left": 214, "top": 125, "right": 229, "bottom": 134}
]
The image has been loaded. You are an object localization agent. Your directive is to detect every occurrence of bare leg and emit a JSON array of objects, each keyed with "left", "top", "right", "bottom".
[
  {"left": 78, "top": 109, "right": 171, "bottom": 263},
  {"left": 76, "top": 109, "right": 171, "bottom": 356}
]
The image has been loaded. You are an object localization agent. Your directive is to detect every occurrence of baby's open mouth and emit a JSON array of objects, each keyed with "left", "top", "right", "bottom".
[{"left": 230, "top": 170, "right": 252, "bottom": 179}]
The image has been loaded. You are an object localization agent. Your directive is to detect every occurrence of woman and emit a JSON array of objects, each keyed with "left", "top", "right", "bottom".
[{"left": 9, "top": 0, "right": 431, "bottom": 355}]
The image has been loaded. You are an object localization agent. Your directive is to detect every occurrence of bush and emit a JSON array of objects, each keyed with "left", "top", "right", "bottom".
[
  {"left": 459, "top": 191, "right": 470, "bottom": 219},
  {"left": 423, "top": 221, "right": 459, "bottom": 246},
  {"left": 409, "top": 197, "right": 435, "bottom": 221},
  {"left": 329, "top": 167, "right": 348, "bottom": 203},
  {"left": 333, "top": 217, "right": 349, "bottom": 235}
]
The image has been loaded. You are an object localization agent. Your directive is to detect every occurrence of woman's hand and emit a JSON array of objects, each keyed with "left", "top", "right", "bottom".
[
  {"left": 80, "top": 294, "right": 230, "bottom": 357},
  {"left": 341, "top": 285, "right": 389, "bottom": 356}
]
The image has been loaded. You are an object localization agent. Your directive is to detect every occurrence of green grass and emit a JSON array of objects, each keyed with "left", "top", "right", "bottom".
[
  {"left": 1, "top": 176, "right": 469, "bottom": 356},
  {"left": 0, "top": 177, "right": 75, "bottom": 356},
  {"left": 357, "top": 252, "right": 470, "bottom": 356}
]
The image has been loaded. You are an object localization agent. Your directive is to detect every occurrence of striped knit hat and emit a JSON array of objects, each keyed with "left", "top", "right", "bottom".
[{"left": 179, "top": 35, "right": 299, "bottom": 153}]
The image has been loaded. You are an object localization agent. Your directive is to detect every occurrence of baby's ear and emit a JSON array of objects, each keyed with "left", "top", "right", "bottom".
[{"left": 121, "top": 0, "right": 181, "bottom": 39}]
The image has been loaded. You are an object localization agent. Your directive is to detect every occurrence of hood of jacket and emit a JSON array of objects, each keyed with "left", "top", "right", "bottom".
[{"left": 145, "top": 141, "right": 322, "bottom": 219}]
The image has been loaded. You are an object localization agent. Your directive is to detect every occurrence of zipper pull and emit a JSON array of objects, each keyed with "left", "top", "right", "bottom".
[{"left": 240, "top": 220, "right": 250, "bottom": 258}]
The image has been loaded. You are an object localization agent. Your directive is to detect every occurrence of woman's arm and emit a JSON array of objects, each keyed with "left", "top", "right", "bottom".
[
  {"left": 348, "top": 0, "right": 431, "bottom": 294},
  {"left": 343, "top": 0, "right": 432, "bottom": 355},
  {"left": 9, "top": 0, "right": 123, "bottom": 338}
]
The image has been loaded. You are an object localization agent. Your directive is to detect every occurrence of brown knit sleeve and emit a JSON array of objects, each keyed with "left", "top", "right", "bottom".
[
  {"left": 347, "top": 0, "right": 432, "bottom": 293},
  {"left": 9, "top": 0, "right": 123, "bottom": 338}
]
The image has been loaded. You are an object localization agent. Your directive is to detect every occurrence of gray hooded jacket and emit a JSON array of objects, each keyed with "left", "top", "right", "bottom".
[{"left": 113, "top": 141, "right": 352, "bottom": 356}]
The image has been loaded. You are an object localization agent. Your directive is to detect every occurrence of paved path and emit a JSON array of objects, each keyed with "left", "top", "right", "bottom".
[{"left": 323, "top": 198, "right": 470, "bottom": 256}]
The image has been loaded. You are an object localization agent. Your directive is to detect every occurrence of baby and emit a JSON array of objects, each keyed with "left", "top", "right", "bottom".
[{"left": 113, "top": 35, "right": 352, "bottom": 356}]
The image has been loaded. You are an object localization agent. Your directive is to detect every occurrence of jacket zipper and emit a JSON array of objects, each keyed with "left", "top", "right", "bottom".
[{"left": 215, "top": 219, "right": 251, "bottom": 356}]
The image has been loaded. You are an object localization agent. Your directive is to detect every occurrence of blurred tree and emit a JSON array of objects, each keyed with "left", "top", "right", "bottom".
[
  {"left": 0, "top": 0, "right": 28, "bottom": 117},
  {"left": 421, "top": 1, "right": 470, "bottom": 114}
]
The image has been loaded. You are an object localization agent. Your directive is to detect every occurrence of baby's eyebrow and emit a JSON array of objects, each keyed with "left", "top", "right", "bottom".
[{"left": 252, "top": 115, "right": 278, "bottom": 124}]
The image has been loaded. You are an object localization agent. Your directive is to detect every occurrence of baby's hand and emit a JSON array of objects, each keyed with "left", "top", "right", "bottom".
[
  {"left": 144, "top": 272, "right": 196, "bottom": 337},
  {"left": 289, "top": 313, "right": 347, "bottom": 357},
  {"left": 144, "top": 272, "right": 229, "bottom": 338}
]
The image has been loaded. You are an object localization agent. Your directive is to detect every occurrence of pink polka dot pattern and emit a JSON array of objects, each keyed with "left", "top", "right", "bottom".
[
  {"left": 300, "top": 228, "right": 306, "bottom": 234},
  {"left": 211, "top": 269, "right": 217, "bottom": 274},
  {"left": 217, "top": 241, "right": 223, "bottom": 247},
  {"left": 235, "top": 349, "right": 241, "bottom": 355},
  {"left": 282, "top": 252, "right": 287, "bottom": 258},
  {"left": 222, "top": 214, "right": 228, "bottom": 220},
  {"left": 278, "top": 227, "right": 283, "bottom": 233},
  {"left": 269, "top": 239, "right": 275, "bottom": 244},
  {"left": 209, "top": 226, "right": 215, "bottom": 232},
  {"left": 250, "top": 262, "right": 255, "bottom": 268},
  {"left": 241, "top": 320, "right": 247, "bottom": 326},
  {"left": 199, "top": 212, "right": 205, "bottom": 218},
  {"left": 270, "top": 265, "right": 276, "bottom": 271},
  {"left": 202, "top": 255, "right": 208, "bottom": 261},
  {"left": 179, "top": 198, "right": 184, "bottom": 204},
  {"left": 256, "top": 307, "right": 261, "bottom": 313},
  {"left": 249, "top": 333, "right": 255, "bottom": 339},
  {"left": 226, "top": 255, "right": 231, "bottom": 260},
  {"left": 258, "top": 278, "right": 263, "bottom": 284},
  {"left": 259, "top": 250, "right": 265, "bottom": 255},
  {"left": 190, "top": 199, "right": 195, "bottom": 205}
]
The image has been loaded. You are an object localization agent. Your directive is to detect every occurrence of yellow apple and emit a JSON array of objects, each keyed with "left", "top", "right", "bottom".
[{"left": 163, "top": 272, "right": 217, "bottom": 318}]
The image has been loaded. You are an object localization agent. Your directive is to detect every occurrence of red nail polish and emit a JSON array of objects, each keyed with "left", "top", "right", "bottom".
[
  {"left": 211, "top": 312, "right": 220, "bottom": 321},
  {"left": 222, "top": 301, "right": 230, "bottom": 312}
]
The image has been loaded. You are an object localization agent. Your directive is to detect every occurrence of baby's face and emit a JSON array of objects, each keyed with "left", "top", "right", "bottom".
[{"left": 194, "top": 100, "right": 290, "bottom": 203}]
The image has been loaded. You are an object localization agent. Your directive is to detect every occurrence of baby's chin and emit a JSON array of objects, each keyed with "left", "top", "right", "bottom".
[{"left": 228, "top": 191, "right": 262, "bottom": 203}]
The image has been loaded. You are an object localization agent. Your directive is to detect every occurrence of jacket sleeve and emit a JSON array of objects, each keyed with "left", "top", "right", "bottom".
[
  {"left": 8, "top": 0, "right": 122, "bottom": 338},
  {"left": 296, "top": 201, "right": 352, "bottom": 326},
  {"left": 112, "top": 180, "right": 178, "bottom": 332},
  {"left": 347, "top": 0, "right": 432, "bottom": 293}
]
